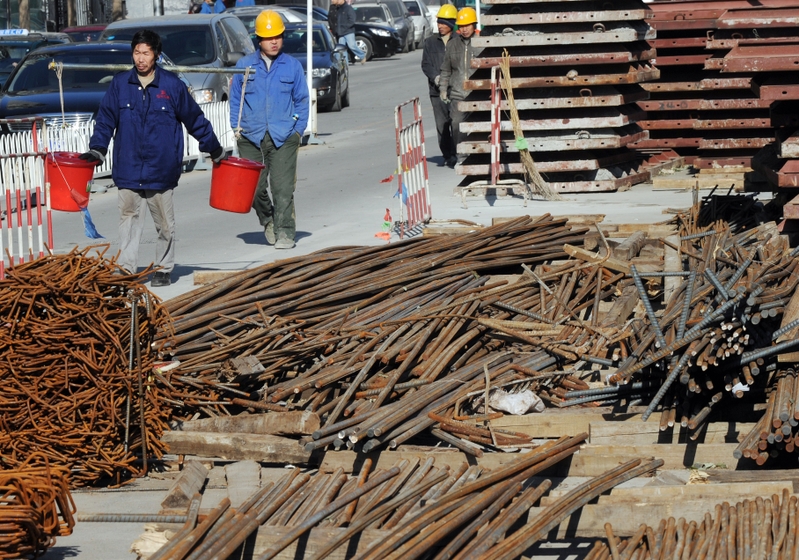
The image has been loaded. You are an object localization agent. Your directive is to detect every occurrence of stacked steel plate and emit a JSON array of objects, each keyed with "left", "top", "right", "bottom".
[
  {"left": 459, "top": 0, "right": 658, "bottom": 192},
  {"left": 635, "top": 0, "right": 799, "bottom": 170}
]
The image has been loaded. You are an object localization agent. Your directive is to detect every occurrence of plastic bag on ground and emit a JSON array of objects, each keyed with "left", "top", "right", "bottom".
[{"left": 488, "top": 389, "right": 544, "bottom": 415}]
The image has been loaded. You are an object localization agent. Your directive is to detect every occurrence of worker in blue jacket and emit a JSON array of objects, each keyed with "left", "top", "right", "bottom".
[
  {"left": 199, "top": 0, "right": 226, "bottom": 13},
  {"left": 82, "top": 29, "right": 225, "bottom": 287},
  {"left": 229, "top": 10, "right": 309, "bottom": 250}
]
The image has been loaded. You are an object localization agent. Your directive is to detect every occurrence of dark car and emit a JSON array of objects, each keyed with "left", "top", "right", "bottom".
[
  {"left": 60, "top": 24, "right": 108, "bottom": 43},
  {"left": 282, "top": 23, "right": 349, "bottom": 112},
  {"left": 100, "top": 14, "right": 254, "bottom": 104},
  {"left": 354, "top": 0, "right": 414, "bottom": 53},
  {"left": 281, "top": 5, "right": 401, "bottom": 61},
  {"left": 0, "top": 29, "right": 71, "bottom": 87},
  {"left": 0, "top": 42, "right": 190, "bottom": 133}
]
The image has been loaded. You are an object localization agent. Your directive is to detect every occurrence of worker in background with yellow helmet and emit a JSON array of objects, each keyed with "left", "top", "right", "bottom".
[
  {"left": 229, "top": 10, "right": 309, "bottom": 250},
  {"left": 421, "top": 4, "right": 458, "bottom": 168},
  {"left": 439, "top": 6, "right": 478, "bottom": 167}
]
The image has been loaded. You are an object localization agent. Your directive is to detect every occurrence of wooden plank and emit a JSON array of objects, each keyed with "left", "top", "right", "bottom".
[
  {"left": 599, "top": 284, "right": 639, "bottom": 328},
  {"left": 589, "top": 420, "right": 756, "bottom": 445},
  {"left": 492, "top": 214, "right": 605, "bottom": 227},
  {"left": 613, "top": 230, "right": 648, "bottom": 261},
  {"left": 178, "top": 411, "right": 321, "bottom": 437},
  {"left": 493, "top": 412, "right": 642, "bottom": 438},
  {"left": 705, "top": 469, "right": 799, "bottom": 487},
  {"left": 225, "top": 460, "right": 261, "bottom": 508},
  {"left": 249, "top": 526, "right": 387, "bottom": 559},
  {"left": 161, "top": 432, "right": 312, "bottom": 464},
  {"left": 570, "top": 443, "right": 742, "bottom": 475},
  {"left": 563, "top": 244, "right": 631, "bottom": 275},
  {"left": 653, "top": 175, "right": 745, "bottom": 191},
  {"left": 193, "top": 270, "right": 244, "bottom": 285},
  {"left": 663, "top": 234, "right": 681, "bottom": 303},
  {"left": 615, "top": 224, "right": 676, "bottom": 237},
  {"left": 160, "top": 460, "right": 208, "bottom": 510}
]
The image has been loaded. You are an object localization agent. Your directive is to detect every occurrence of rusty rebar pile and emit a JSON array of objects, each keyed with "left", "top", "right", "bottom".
[
  {"left": 0, "top": 248, "right": 172, "bottom": 485},
  {"left": 590, "top": 488, "right": 797, "bottom": 560},
  {"left": 150, "top": 435, "right": 663, "bottom": 560},
  {"left": 0, "top": 455, "right": 75, "bottom": 559},
  {"left": 154, "top": 217, "right": 645, "bottom": 452}
]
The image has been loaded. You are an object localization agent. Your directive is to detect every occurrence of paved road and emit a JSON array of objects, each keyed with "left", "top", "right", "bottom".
[{"left": 46, "top": 46, "right": 695, "bottom": 302}]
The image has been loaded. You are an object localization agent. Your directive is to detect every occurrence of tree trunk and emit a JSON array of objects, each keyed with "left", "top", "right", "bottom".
[
  {"left": 112, "top": 0, "right": 124, "bottom": 21},
  {"left": 19, "top": 0, "right": 30, "bottom": 29}
]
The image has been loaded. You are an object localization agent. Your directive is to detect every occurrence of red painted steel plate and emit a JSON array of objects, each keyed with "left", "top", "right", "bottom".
[
  {"left": 638, "top": 98, "right": 768, "bottom": 111},
  {"left": 655, "top": 53, "right": 715, "bottom": 66},
  {"left": 463, "top": 87, "right": 648, "bottom": 112},
  {"left": 717, "top": 7, "right": 799, "bottom": 28},
  {"left": 472, "top": 24, "right": 655, "bottom": 48},
  {"left": 459, "top": 151, "right": 637, "bottom": 174},
  {"left": 632, "top": 137, "right": 702, "bottom": 148},
  {"left": 754, "top": 79, "right": 799, "bottom": 101},
  {"left": 641, "top": 77, "right": 752, "bottom": 92},
  {"left": 461, "top": 107, "right": 646, "bottom": 133},
  {"left": 650, "top": 19, "right": 718, "bottom": 30},
  {"left": 459, "top": 128, "right": 649, "bottom": 153},
  {"left": 699, "top": 137, "right": 774, "bottom": 149},
  {"left": 693, "top": 156, "right": 753, "bottom": 168},
  {"left": 720, "top": 44, "right": 799, "bottom": 72},
  {"left": 648, "top": 37, "right": 709, "bottom": 48},
  {"left": 779, "top": 131, "right": 799, "bottom": 158},
  {"left": 694, "top": 118, "right": 772, "bottom": 129}
]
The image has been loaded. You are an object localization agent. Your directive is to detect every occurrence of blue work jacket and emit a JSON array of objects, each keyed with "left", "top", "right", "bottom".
[
  {"left": 229, "top": 51, "right": 309, "bottom": 149},
  {"left": 200, "top": 0, "right": 225, "bottom": 13},
  {"left": 90, "top": 67, "right": 221, "bottom": 191}
]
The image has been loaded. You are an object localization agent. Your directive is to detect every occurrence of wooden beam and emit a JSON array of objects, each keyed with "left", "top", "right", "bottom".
[
  {"left": 599, "top": 284, "right": 639, "bottom": 328},
  {"left": 193, "top": 270, "right": 245, "bottom": 285},
  {"left": 161, "top": 432, "right": 312, "bottom": 465},
  {"left": 563, "top": 244, "right": 631, "bottom": 275},
  {"left": 493, "top": 412, "right": 642, "bottom": 438},
  {"left": 613, "top": 230, "right": 647, "bottom": 261},
  {"left": 588, "top": 420, "right": 755, "bottom": 445},
  {"left": 663, "top": 234, "right": 682, "bottom": 303},
  {"left": 160, "top": 460, "right": 208, "bottom": 510},
  {"left": 177, "top": 411, "right": 321, "bottom": 437},
  {"left": 225, "top": 460, "right": 261, "bottom": 508}
]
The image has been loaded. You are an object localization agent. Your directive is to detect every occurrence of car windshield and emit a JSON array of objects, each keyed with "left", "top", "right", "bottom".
[
  {"left": 0, "top": 44, "right": 38, "bottom": 60},
  {"left": 6, "top": 50, "right": 132, "bottom": 94},
  {"left": 104, "top": 26, "right": 215, "bottom": 65},
  {"left": 282, "top": 29, "right": 327, "bottom": 54},
  {"left": 65, "top": 30, "right": 104, "bottom": 42},
  {"left": 403, "top": 1, "right": 422, "bottom": 15},
  {"left": 354, "top": 6, "right": 389, "bottom": 23}
]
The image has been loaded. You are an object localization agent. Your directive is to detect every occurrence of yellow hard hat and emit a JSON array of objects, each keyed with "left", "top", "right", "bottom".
[
  {"left": 456, "top": 7, "right": 477, "bottom": 25},
  {"left": 255, "top": 10, "right": 285, "bottom": 38},
  {"left": 436, "top": 4, "right": 457, "bottom": 20}
]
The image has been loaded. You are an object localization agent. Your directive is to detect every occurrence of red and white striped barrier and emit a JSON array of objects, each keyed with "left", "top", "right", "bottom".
[
  {"left": 0, "top": 118, "right": 53, "bottom": 279},
  {"left": 394, "top": 98, "right": 432, "bottom": 237}
]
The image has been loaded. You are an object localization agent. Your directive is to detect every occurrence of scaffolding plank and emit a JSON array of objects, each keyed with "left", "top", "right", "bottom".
[
  {"left": 654, "top": 53, "right": 716, "bottom": 66},
  {"left": 638, "top": 98, "right": 768, "bottom": 111},
  {"left": 472, "top": 25, "right": 655, "bottom": 48},
  {"left": 471, "top": 47, "right": 656, "bottom": 68},
  {"left": 779, "top": 131, "right": 799, "bottom": 158},
  {"left": 465, "top": 67, "right": 659, "bottom": 90},
  {"left": 720, "top": 44, "right": 799, "bottom": 73},
  {"left": 717, "top": 7, "right": 799, "bottom": 28},
  {"left": 754, "top": 80, "right": 799, "bottom": 101},
  {"left": 641, "top": 77, "right": 752, "bottom": 92},
  {"left": 460, "top": 127, "right": 648, "bottom": 153},
  {"left": 462, "top": 87, "right": 647, "bottom": 111},
  {"left": 481, "top": 9, "right": 651, "bottom": 26},
  {"left": 700, "top": 137, "right": 773, "bottom": 149},
  {"left": 458, "top": 152, "right": 638, "bottom": 174},
  {"left": 461, "top": 108, "right": 645, "bottom": 133},
  {"left": 648, "top": 37, "right": 709, "bottom": 48},
  {"left": 632, "top": 137, "right": 702, "bottom": 149}
]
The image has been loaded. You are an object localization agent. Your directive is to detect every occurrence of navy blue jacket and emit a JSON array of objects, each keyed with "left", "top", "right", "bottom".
[{"left": 90, "top": 66, "right": 221, "bottom": 191}]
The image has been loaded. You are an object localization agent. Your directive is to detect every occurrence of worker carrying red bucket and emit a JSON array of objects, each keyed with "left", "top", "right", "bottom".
[{"left": 81, "top": 29, "right": 226, "bottom": 287}]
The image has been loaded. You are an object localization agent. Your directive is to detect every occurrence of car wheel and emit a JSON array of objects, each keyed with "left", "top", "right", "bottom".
[
  {"left": 330, "top": 82, "right": 342, "bottom": 112},
  {"left": 356, "top": 36, "right": 373, "bottom": 60},
  {"left": 341, "top": 81, "right": 350, "bottom": 108}
]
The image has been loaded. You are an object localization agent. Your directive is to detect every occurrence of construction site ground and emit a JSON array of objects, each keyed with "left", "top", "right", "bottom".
[{"left": 37, "top": 50, "right": 782, "bottom": 559}]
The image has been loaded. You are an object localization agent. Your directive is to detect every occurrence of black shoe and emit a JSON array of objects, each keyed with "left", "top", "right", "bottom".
[
  {"left": 151, "top": 272, "right": 171, "bottom": 287},
  {"left": 446, "top": 157, "right": 457, "bottom": 169}
]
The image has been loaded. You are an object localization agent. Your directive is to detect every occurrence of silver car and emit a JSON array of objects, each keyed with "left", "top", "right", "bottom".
[
  {"left": 403, "top": 0, "right": 433, "bottom": 49},
  {"left": 100, "top": 14, "right": 254, "bottom": 104}
]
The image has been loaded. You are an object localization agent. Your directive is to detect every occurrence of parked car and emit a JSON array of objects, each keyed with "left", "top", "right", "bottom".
[
  {"left": 0, "top": 29, "right": 71, "bottom": 87},
  {"left": 61, "top": 24, "right": 107, "bottom": 42},
  {"left": 353, "top": 1, "right": 414, "bottom": 53},
  {"left": 100, "top": 14, "right": 254, "bottom": 104},
  {"left": 283, "top": 5, "right": 401, "bottom": 61},
  {"left": 282, "top": 23, "right": 349, "bottom": 112},
  {"left": 403, "top": 0, "right": 433, "bottom": 49},
  {"left": 377, "top": 0, "right": 416, "bottom": 52},
  {"left": 0, "top": 42, "right": 190, "bottom": 133}
]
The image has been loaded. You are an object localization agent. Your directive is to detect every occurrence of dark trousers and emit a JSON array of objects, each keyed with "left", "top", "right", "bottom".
[
  {"left": 237, "top": 131, "right": 300, "bottom": 240},
  {"left": 430, "top": 95, "right": 455, "bottom": 161},
  {"left": 450, "top": 101, "right": 471, "bottom": 164}
]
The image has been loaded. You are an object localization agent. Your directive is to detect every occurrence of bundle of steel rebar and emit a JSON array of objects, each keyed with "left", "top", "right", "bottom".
[
  {"left": 0, "top": 455, "right": 75, "bottom": 559},
  {"left": 0, "top": 248, "right": 172, "bottom": 485},
  {"left": 148, "top": 436, "right": 663, "bottom": 560},
  {"left": 589, "top": 488, "right": 796, "bottom": 560},
  {"left": 153, "top": 217, "right": 646, "bottom": 452}
]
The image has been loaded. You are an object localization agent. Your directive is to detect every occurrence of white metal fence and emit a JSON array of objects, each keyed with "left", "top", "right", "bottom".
[{"left": 0, "top": 101, "right": 235, "bottom": 180}]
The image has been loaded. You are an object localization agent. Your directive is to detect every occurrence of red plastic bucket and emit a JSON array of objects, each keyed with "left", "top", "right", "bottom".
[
  {"left": 46, "top": 152, "right": 96, "bottom": 212},
  {"left": 210, "top": 156, "right": 265, "bottom": 213}
]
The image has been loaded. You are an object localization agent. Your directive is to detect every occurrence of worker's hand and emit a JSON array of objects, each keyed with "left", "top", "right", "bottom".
[
  {"left": 440, "top": 90, "right": 449, "bottom": 104},
  {"left": 210, "top": 147, "right": 228, "bottom": 164},
  {"left": 78, "top": 149, "right": 106, "bottom": 164},
  {"left": 434, "top": 75, "right": 440, "bottom": 87}
]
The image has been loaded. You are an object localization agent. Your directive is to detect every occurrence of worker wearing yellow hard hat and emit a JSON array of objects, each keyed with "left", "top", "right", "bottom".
[
  {"left": 421, "top": 3, "right": 459, "bottom": 167},
  {"left": 438, "top": 6, "right": 477, "bottom": 167},
  {"left": 229, "top": 10, "right": 308, "bottom": 250}
]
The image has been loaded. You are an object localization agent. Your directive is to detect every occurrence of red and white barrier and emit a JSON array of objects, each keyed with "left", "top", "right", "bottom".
[
  {"left": 0, "top": 118, "right": 53, "bottom": 279},
  {"left": 394, "top": 98, "right": 432, "bottom": 237}
]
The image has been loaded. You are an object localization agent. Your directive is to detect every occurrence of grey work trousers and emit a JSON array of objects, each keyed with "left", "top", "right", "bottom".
[
  {"left": 237, "top": 131, "right": 300, "bottom": 241},
  {"left": 450, "top": 101, "right": 471, "bottom": 164},
  {"left": 430, "top": 95, "right": 456, "bottom": 162},
  {"left": 117, "top": 187, "right": 175, "bottom": 274}
]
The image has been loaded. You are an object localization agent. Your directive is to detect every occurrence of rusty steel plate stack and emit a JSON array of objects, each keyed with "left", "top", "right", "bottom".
[
  {"left": 635, "top": 0, "right": 799, "bottom": 169},
  {"left": 459, "top": 0, "right": 658, "bottom": 192}
]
